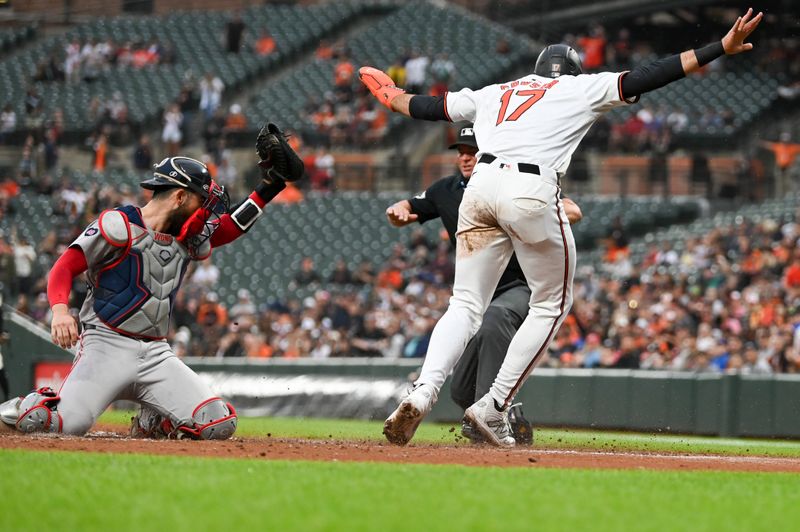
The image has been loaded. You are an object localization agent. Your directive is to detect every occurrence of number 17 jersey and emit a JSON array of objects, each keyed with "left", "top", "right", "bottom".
[{"left": 445, "top": 71, "right": 634, "bottom": 174}]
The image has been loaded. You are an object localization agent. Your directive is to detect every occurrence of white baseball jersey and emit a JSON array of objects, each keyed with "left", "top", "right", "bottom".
[{"left": 445, "top": 72, "right": 632, "bottom": 174}]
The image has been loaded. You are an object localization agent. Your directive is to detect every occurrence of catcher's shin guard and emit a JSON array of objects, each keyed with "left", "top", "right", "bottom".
[
  {"left": 177, "top": 398, "right": 238, "bottom": 440},
  {"left": 1, "top": 387, "right": 63, "bottom": 433}
]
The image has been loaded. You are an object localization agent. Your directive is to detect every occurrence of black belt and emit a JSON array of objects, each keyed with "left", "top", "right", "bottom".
[
  {"left": 479, "top": 154, "right": 542, "bottom": 176},
  {"left": 82, "top": 323, "right": 160, "bottom": 343}
]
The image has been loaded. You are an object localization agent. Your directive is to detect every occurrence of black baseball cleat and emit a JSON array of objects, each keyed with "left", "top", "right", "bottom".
[{"left": 508, "top": 403, "right": 534, "bottom": 445}]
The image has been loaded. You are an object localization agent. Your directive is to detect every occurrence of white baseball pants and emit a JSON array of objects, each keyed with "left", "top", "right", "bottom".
[{"left": 417, "top": 158, "right": 576, "bottom": 407}]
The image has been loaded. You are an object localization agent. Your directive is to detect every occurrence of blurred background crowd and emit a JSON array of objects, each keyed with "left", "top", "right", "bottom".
[{"left": 0, "top": 0, "right": 798, "bottom": 374}]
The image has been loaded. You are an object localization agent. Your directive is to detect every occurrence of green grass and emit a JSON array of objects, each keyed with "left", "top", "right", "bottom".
[
  {"left": 102, "top": 410, "right": 800, "bottom": 458},
  {"left": 1, "top": 449, "right": 799, "bottom": 532}
]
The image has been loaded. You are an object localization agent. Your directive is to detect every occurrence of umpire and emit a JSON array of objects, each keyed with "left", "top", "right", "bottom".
[{"left": 386, "top": 124, "right": 582, "bottom": 443}]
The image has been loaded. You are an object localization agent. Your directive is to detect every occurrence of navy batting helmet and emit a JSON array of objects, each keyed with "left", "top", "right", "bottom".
[
  {"left": 141, "top": 157, "right": 214, "bottom": 200},
  {"left": 534, "top": 44, "right": 582, "bottom": 78}
]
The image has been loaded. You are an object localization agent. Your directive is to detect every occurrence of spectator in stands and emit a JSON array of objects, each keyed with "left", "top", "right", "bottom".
[
  {"left": 225, "top": 12, "right": 246, "bottom": 54},
  {"left": 12, "top": 233, "right": 37, "bottom": 297},
  {"left": 199, "top": 72, "right": 225, "bottom": 120},
  {"left": 429, "top": 53, "right": 454, "bottom": 97},
  {"left": 328, "top": 258, "right": 354, "bottom": 285},
  {"left": 404, "top": 51, "right": 429, "bottom": 95},
  {"left": 33, "top": 49, "right": 64, "bottom": 82},
  {"left": 80, "top": 38, "right": 102, "bottom": 82},
  {"left": 760, "top": 133, "right": 800, "bottom": 195},
  {"left": 578, "top": 25, "right": 607, "bottom": 71},
  {"left": 161, "top": 103, "right": 184, "bottom": 157},
  {"left": 316, "top": 39, "right": 334, "bottom": 60},
  {"left": 91, "top": 132, "right": 109, "bottom": 174},
  {"left": 230, "top": 288, "right": 257, "bottom": 325},
  {"left": 292, "top": 256, "right": 321, "bottom": 287},
  {"left": 254, "top": 30, "right": 276, "bottom": 57},
  {"left": 376, "top": 257, "right": 404, "bottom": 290},
  {"left": 132, "top": 134, "right": 153, "bottom": 171},
  {"left": 217, "top": 322, "right": 247, "bottom": 357},
  {"left": 177, "top": 79, "right": 199, "bottom": 144},
  {"left": 215, "top": 146, "right": 238, "bottom": 191},
  {"left": 0, "top": 104, "right": 16, "bottom": 144},
  {"left": 17, "top": 136, "right": 36, "bottom": 180},
  {"left": 196, "top": 291, "right": 228, "bottom": 333},
  {"left": 402, "top": 317, "right": 432, "bottom": 358},
  {"left": 43, "top": 128, "right": 59, "bottom": 171},
  {"left": 23, "top": 105, "right": 45, "bottom": 144},
  {"left": 623, "top": 111, "right": 647, "bottom": 150},
  {"left": 352, "top": 260, "right": 375, "bottom": 286},
  {"left": 64, "top": 38, "right": 82, "bottom": 83},
  {"left": 224, "top": 104, "right": 247, "bottom": 132},
  {"left": 272, "top": 173, "right": 302, "bottom": 201},
  {"left": 351, "top": 312, "right": 388, "bottom": 357},
  {"left": 131, "top": 40, "right": 161, "bottom": 68},
  {"left": 333, "top": 52, "right": 355, "bottom": 99},
  {"left": 24, "top": 87, "right": 41, "bottom": 115},
  {"left": 666, "top": 108, "right": 689, "bottom": 133},
  {"left": 0, "top": 233, "right": 14, "bottom": 293},
  {"left": 190, "top": 256, "right": 220, "bottom": 290},
  {"left": 387, "top": 56, "right": 407, "bottom": 87},
  {"left": 609, "top": 28, "right": 632, "bottom": 70},
  {"left": 306, "top": 147, "right": 334, "bottom": 191},
  {"left": 604, "top": 216, "right": 629, "bottom": 262},
  {"left": 202, "top": 107, "right": 227, "bottom": 153}
]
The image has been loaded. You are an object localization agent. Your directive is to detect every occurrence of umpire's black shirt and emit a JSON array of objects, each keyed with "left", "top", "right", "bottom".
[{"left": 408, "top": 173, "right": 527, "bottom": 297}]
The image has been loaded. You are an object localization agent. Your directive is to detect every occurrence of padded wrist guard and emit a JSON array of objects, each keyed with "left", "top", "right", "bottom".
[{"left": 231, "top": 197, "right": 264, "bottom": 233}]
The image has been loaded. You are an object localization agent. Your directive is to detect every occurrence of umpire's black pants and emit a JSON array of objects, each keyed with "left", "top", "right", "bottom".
[{"left": 450, "top": 284, "right": 531, "bottom": 410}]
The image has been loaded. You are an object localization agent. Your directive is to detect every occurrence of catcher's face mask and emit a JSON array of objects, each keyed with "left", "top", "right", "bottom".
[{"left": 177, "top": 181, "right": 230, "bottom": 254}]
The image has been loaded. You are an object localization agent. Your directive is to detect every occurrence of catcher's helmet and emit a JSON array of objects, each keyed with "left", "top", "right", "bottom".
[
  {"left": 141, "top": 157, "right": 215, "bottom": 200},
  {"left": 534, "top": 44, "right": 582, "bottom": 78},
  {"left": 142, "top": 156, "right": 230, "bottom": 218}
]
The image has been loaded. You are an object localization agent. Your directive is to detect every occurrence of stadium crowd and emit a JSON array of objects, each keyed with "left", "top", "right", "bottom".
[
  {"left": 0, "top": 170, "right": 799, "bottom": 374},
  {"left": 0, "top": 7, "right": 797, "bottom": 375}
]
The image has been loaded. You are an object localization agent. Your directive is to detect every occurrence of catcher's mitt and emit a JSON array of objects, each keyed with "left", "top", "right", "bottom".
[{"left": 256, "top": 122, "right": 305, "bottom": 183}]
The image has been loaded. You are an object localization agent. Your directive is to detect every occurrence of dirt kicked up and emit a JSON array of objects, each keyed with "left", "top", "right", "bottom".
[{"left": 1, "top": 427, "right": 799, "bottom": 473}]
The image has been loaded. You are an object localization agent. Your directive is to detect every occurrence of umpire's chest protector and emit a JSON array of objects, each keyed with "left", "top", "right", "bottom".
[{"left": 73, "top": 205, "right": 210, "bottom": 339}]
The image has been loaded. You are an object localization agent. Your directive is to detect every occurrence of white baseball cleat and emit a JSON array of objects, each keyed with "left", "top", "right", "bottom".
[
  {"left": 383, "top": 383, "right": 438, "bottom": 446},
  {"left": 464, "top": 393, "right": 516, "bottom": 448}
]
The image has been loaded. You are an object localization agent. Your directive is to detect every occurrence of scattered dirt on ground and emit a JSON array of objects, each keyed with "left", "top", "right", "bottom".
[{"left": 1, "top": 425, "right": 798, "bottom": 472}]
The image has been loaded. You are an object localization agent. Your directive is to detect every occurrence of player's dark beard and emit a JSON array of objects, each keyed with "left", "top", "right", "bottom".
[{"left": 164, "top": 204, "right": 195, "bottom": 236}]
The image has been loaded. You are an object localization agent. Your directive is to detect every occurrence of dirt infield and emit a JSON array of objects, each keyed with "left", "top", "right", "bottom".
[{"left": 1, "top": 427, "right": 799, "bottom": 472}]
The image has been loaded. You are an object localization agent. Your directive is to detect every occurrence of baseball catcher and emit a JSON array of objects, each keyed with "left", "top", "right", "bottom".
[{"left": 0, "top": 122, "right": 303, "bottom": 439}]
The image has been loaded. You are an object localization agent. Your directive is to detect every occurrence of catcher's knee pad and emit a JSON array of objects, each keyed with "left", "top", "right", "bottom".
[
  {"left": 3, "top": 387, "right": 63, "bottom": 433},
  {"left": 177, "top": 398, "right": 237, "bottom": 440}
]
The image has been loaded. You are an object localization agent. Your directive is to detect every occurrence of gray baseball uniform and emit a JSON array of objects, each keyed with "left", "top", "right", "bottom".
[{"left": 54, "top": 205, "right": 221, "bottom": 435}]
